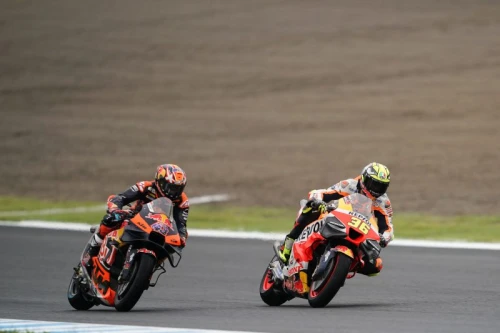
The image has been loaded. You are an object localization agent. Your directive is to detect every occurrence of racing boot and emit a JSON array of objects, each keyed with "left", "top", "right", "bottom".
[
  {"left": 82, "top": 227, "right": 105, "bottom": 274},
  {"left": 278, "top": 236, "right": 295, "bottom": 264}
]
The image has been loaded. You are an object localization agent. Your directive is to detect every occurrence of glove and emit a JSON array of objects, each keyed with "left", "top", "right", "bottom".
[
  {"left": 104, "top": 209, "right": 131, "bottom": 223},
  {"left": 302, "top": 199, "right": 326, "bottom": 214},
  {"left": 379, "top": 234, "right": 388, "bottom": 248},
  {"left": 180, "top": 235, "right": 186, "bottom": 248},
  {"left": 310, "top": 199, "right": 327, "bottom": 214}
]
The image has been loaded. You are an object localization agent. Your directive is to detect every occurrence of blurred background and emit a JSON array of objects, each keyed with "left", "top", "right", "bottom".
[{"left": 1, "top": 0, "right": 499, "bottom": 215}]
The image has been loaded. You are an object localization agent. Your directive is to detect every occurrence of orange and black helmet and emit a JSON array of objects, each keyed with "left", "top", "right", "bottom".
[{"left": 154, "top": 164, "right": 187, "bottom": 200}]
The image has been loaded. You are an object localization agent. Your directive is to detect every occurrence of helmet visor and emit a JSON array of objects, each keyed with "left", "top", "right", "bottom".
[
  {"left": 158, "top": 178, "right": 185, "bottom": 199},
  {"left": 363, "top": 177, "right": 389, "bottom": 197}
]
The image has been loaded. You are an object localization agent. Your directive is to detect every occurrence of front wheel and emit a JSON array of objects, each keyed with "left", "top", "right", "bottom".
[
  {"left": 308, "top": 253, "right": 352, "bottom": 308},
  {"left": 259, "top": 257, "right": 289, "bottom": 306},
  {"left": 67, "top": 265, "right": 94, "bottom": 310},
  {"left": 114, "top": 253, "right": 156, "bottom": 312}
]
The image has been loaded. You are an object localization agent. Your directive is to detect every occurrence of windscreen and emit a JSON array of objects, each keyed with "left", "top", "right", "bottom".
[
  {"left": 146, "top": 197, "right": 175, "bottom": 220},
  {"left": 339, "top": 193, "right": 373, "bottom": 221}
]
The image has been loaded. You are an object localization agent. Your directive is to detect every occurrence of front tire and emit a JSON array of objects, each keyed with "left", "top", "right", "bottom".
[
  {"left": 67, "top": 265, "right": 94, "bottom": 310},
  {"left": 114, "top": 254, "right": 156, "bottom": 312},
  {"left": 259, "top": 258, "right": 289, "bottom": 306},
  {"left": 308, "top": 253, "right": 352, "bottom": 308}
]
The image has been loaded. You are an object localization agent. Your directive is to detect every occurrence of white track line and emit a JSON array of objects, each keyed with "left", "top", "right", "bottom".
[
  {"left": 0, "top": 194, "right": 230, "bottom": 217},
  {"left": 0, "top": 220, "right": 499, "bottom": 250},
  {"left": 0, "top": 318, "right": 266, "bottom": 333}
]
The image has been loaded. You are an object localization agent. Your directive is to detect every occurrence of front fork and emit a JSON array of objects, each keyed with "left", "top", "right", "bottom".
[
  {"left": 118, "top": 246, "right": 137, "bottom": 283},
  {"left": 117, "top": 247, "right": 157, "bottom": 283},
  {"left": 311, "top": 244, "right": 357, "bottom": 281}
]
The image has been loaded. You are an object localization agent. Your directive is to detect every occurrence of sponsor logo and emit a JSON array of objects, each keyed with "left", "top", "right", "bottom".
[
  {"left": 179, "top": 200, "right": 189, "bottom": 209},
  {"left": 124, "top": 252, "right": 135, "bottom": 270},
  {"left": 298, "top": 219, "right": 325, "bottom": 241},
  {"left": 147, "top": 213, "right": 174, "bottom": 232},
  {"left": 151, "top": 222, "right": 169, "bottom": 235},
  {"left": 138, "top": 221, "right": 149, "bottom": 229},
  {"left": 287, "top": 262, "right": 302, "bottom": 276},
  {"left": 131, "top": 185, "right": 138, "bottom": 192},
  {"left": 348, "top": 211, "right": 370, "bottom": 222},
  {"left": 288, "top": 266, "right": 301, "bottom": 276}
]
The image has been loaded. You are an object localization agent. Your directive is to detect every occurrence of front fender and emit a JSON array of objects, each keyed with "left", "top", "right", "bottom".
[
  {"left": 137, "top": 248, "right": 157, "bottom": 259},
  {"left": 334, "top": 245, "right": 354, "bottom": 259}
]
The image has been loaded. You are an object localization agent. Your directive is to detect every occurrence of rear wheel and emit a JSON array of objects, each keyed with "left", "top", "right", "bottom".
[
  {"left": 114, "top": 254, "right": 156, "bottom": 312},
  {"left": 308, "top": 253, "right": 352, "bottom": 308},
  {"left": 259, "top": 258, "right": 289, "bottom": 306},
  {"left": 67, "top": 265, "right": 94, "bottom": 310}
]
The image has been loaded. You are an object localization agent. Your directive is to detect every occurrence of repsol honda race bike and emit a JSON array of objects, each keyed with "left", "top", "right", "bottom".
[
  {"left": 67, "top": 197, "right": 183, "bottom": 312},
  {"left": 259, "top": 193, "right": 383, "bottom": 308}
]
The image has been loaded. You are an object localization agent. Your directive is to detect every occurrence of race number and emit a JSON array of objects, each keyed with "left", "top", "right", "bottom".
[{"left": 347, "top": 217, "right": 370, "bottom": 234}]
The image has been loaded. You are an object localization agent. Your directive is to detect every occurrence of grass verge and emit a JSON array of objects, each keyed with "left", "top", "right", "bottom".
[{"left": 0, "top": 197, "right": 499, "bottom": 242}]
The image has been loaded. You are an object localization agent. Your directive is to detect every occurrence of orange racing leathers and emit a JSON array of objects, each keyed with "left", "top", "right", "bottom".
[{"left": 98, "top": 180, "right": 189, "bottom": 241}]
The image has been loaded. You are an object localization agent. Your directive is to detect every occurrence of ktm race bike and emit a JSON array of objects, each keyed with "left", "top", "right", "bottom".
[
  {"left": 259, "top": 193, "right": 383, "bottom": 308},
  {"left": 67, "top": 197, "right": 183, "bottom": 312}
]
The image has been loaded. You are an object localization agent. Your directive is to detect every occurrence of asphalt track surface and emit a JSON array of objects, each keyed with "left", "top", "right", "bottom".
[{"left": 0, "top": 226, "right": 499, "bottom": 333}]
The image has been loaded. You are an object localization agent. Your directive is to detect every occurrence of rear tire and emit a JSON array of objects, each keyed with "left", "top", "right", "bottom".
[
  {"left": 67, "top": 266, "right": 94, "bottom": 311},
  {"left": 308, "top": 253, "right": 352, "bottom": 308},
  {"left": 114, "top": 254, "right": 156, "bottom": 312},
  {"left": 259, "top": 259, "right": 289, "bottom": 306}
]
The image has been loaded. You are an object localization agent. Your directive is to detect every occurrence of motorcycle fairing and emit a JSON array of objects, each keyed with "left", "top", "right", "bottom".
[{"left": 282, "top": 194, "right": 381, "bottom": 297}]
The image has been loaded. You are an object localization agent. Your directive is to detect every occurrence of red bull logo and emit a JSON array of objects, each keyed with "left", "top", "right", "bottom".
[{"left": 147, "top": 213, "right": 175, "bottom": 235}]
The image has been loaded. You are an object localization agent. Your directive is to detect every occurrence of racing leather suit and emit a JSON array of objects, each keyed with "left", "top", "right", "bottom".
[
  {"left": 288, "top": 176, "right": 393, "bottom": 277},
  {"left": 82, "top": 180, "right": 189, "bottom": 272},
  {"left": 100, "top": 180, "right": 189, "bottom": 240}
]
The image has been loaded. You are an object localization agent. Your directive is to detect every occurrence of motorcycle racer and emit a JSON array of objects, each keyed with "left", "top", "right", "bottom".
[
  {"left": 278, "top": 162, "right": 393, "bottom": 293},
  {"left": 82, "top": 164, "right": 189, "bottom": 272}
]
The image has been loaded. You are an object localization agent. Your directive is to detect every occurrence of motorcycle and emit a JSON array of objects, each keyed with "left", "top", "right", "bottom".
[
  {"left": 259, "top": 193, "right": 382, "bottom": 308},
  {"left": 67, "top": 197, "right": 183, "bottom": 312}
]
